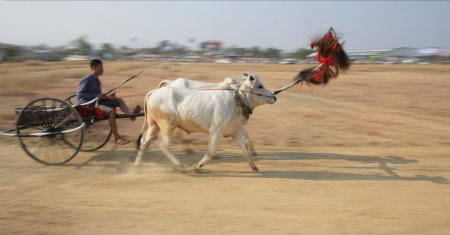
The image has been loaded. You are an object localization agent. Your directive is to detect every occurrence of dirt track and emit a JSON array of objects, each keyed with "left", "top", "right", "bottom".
[{"left": 1, "top": 62, "right": 450, "bottom": 234}]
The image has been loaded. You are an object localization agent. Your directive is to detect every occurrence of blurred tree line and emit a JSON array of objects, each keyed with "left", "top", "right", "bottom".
[{"left": 0, "top": 36, "right": 317, "bottom": 62}]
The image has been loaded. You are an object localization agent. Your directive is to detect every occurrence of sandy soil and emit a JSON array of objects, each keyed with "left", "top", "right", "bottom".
[{"left": 1, "top": 62, "right": 450, "bottom": 234}]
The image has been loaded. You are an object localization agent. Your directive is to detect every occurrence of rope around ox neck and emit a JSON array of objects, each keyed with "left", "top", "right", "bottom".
[
  {"left": 233, "top": 90, "right": 253, "bottom": 119},
  {"left": 193, "top": 85, "right": 256, "bottom": 119}
]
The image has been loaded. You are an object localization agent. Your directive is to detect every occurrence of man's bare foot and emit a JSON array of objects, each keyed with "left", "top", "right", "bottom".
[{"left": 115, "top": 137, "right": 130, "bottom": 145}]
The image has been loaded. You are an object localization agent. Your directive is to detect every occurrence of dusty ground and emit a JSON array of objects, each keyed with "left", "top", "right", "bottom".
[{"left": 1, "top": 61, "right": 450, "bottom": 234}]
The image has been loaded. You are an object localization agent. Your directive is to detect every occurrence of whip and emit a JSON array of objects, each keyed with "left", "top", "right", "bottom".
[{"left": 104, "top": 70, "right": 144, "bottom": 96}]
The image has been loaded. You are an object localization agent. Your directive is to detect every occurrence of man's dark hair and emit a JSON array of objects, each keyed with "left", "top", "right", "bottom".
[{"left": 90, "top": 58, "right": 102, "bottom": 68}]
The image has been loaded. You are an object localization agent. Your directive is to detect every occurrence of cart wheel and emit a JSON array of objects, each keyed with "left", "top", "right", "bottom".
[
  {"left": 64, "top": 94, "right": 77, "bottom": 106},
  {"left": 16, "top": 97, "right": 84, "bottom": 165},
  {"left": 64, "top": 94, "right": 112, "bottom": 151},
  {"left": 80, "top": 121, "right": 112, "bottom": 151}
]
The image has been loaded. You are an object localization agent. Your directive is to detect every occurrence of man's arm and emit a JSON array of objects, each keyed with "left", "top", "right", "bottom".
[{"left": 77, "top": 79, "right": 100, "bottom": 101}]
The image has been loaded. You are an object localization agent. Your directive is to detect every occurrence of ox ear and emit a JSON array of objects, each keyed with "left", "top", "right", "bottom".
[
  {"left": 244, "top": 73, "right": 255, "bottom": 81},
  {"left": 246, "top": 75, "right": 256, "bottom": 88}
]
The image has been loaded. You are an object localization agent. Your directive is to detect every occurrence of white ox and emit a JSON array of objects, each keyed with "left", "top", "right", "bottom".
[
  {"left": 156, "top": 76, "right": 258, "bottom": 156},
  {"left": 134, "top": 73, "right": 277, "bottom": 171}
]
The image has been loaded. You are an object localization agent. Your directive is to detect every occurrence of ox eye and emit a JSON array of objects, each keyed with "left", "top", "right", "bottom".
[{"left": 258, "top": 85, "right": 263, "bottom": 89}]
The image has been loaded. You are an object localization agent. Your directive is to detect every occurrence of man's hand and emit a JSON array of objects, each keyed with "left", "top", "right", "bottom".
[{"left": 100, "top": 93, "right": 116, "bottom": 100}]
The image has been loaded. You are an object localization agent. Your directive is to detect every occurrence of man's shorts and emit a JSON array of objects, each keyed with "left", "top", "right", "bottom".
[{"left": 98, "top": 98, "right": 121, "bottom": 115}]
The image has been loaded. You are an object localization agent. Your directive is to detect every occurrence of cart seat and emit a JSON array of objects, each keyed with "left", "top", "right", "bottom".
[{"left": 74, "top": 105, "right": 107, "bottom": 120}]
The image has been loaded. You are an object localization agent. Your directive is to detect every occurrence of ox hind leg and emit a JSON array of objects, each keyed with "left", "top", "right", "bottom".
[
  {"left": 134, "top": 120, "right": 159, "bottom": 166},
  {"left": 233, "top": 132, "right": 259, "bottom": 171},
  {"left": 157, "top": 120, "right": 183, "bottom": 170}
]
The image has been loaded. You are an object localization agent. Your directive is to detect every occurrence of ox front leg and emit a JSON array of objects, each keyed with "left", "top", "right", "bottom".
[
  {"left": 234, "top": 133, "right": 259, "bottom": 171},
  {"left": 196, "top": 133, "right": 220, "bottom": 169},
  {"left": 239, "top": 127, "right": 257, "bottom": 157}
]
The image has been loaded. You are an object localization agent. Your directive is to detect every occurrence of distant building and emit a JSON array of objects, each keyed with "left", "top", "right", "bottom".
[
  {"left": 346, "top": 49, "right": 391, "bottom": 60},
  {"left": 279, "top": 58, "right": 298, "bottom": 64},
  {"left": 378, "top": 47, "right": 419, "bottom": 61},
  {"left": 127, "top": 53, "right": 162, "bottom": 61},
  {"left": 32, "top": 50, "right": 62, "bottom": 61},
  {"left": 64, "top": 55, "right": 89, "bottom": 61},
  {"left": 200, "top": 41, "right": 222, "bottom": 51},
  {"left": 120, "top": 48, "right": 140, "bottom": 57},
  {"left": 306, "top": 47, "right": 445, "bottom": 64},
  {"left": 416, "top": 47, "right": 446, "bottom": 56}
]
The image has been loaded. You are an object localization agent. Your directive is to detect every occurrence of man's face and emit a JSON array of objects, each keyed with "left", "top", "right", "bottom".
[{"left": 92, "top": 64, "right": 104, "bottom": 76}]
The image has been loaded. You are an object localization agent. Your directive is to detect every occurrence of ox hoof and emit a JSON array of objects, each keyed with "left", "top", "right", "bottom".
[
  {"left": 250, "top": 165, "right": 259, "bottom": 172},
  {"left": 252, "top": 152, "right": 258, "bottom": 157}
]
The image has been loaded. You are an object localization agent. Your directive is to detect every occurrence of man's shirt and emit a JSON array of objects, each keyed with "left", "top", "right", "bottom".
[{"left": 77, "top": 73, "right": 101, "bottom": 104}]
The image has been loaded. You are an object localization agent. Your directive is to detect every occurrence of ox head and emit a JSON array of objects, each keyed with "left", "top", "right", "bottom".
[{"left": 240, "top": 73, "right": 277, "bottom": 107}]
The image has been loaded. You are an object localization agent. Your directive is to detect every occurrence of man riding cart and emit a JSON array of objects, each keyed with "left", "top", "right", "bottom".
[{"left": 77, "top": 58, "right": 141, "bottom": 145}]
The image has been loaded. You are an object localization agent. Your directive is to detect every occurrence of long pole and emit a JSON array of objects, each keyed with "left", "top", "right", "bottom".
[
  {"left": 104, "top": 70, "right": 144, "bottom": 96},
  {"left": 272, "top": 65, "right": 322, "bottom": 95}
]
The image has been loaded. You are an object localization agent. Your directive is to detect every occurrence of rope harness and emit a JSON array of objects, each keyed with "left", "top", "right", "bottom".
[
  {"left": 233, "top": 89, "right": 253, "bottom": 120},
  {"left": 193, "top": 82, "right": 273, "bottom": 119}
]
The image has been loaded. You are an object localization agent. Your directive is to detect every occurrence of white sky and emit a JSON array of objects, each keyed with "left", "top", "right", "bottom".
[{"left": 1, "top": 1, "right": 449, "bottom": 52}]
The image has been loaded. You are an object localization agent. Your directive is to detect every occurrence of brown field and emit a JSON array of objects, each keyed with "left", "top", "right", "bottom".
[{"left": 1, "top": 61, "right": 450, "bottom": 234}]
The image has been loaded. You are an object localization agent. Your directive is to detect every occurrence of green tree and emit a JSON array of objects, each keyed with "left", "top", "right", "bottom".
[
  {"left": 2, "top": 46, "right": 21, "bottom": 58},
  {"left": 70, "top": 36, "right": 92, "bottom": 55},
  {"left": 156, "top": 40, "right": 170, "bottom": 53},
  {"left": 168, "top": 44, "right": 188, "bottom": 56},
  {"left": 199, "top": 41, "right": 208, "bottom": 51},
  {"left": 251, "top": 47, "right": 263, "bottom": 57},
  {"left": 100, "top": 43, "right": 116, "bottom": 59},
  {"left": 289, "top": 48, "right": 315, "bottom": 59},
  {"left": 0, "top": 45, "right": 24, "bottom": 61},
  {"left": 234, "top": 47, "right": 248, "bottom": 56},
  {"left": 263, "top": 48, "right": 281, "bottom": 58}
]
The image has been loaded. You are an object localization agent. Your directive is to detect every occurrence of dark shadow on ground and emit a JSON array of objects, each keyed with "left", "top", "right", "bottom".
[{"left": 73, "top": 149, "right": 449, "bottom": 184}]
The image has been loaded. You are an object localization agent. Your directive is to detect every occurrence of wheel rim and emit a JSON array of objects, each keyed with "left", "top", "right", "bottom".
[
  {"left": 17, "top": 97, "right": 84, "bottom": 165},
  {"left": 65, "top": 94, "right": 112, "bottom": 151},
  {"left": 64, "top": 94, "right": 77, "bottom": 106},
  {"left": 80, "top": 120, "right": 112, "bottom": 151}
]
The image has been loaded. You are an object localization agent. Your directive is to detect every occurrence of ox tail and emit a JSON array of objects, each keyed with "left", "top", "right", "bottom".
[
  {"left": 158, "top": 80, "right": 172, "bottom": 88},
  {"left": 136, "top": 133, "right": 142, "bottom": 149},
  {"left": 136, "top": 90, "right": 153, "bottom": 150}
]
